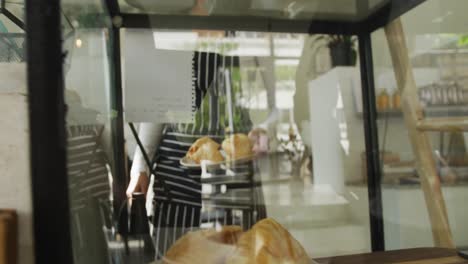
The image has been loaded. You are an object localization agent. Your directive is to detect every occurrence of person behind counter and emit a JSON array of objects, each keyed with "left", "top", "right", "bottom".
[
  {"left": 65, "top": 89, "right": 112, "bottom": 264},
  {"left": 125, "top": 51, "right": 269, "bottom": 259}
]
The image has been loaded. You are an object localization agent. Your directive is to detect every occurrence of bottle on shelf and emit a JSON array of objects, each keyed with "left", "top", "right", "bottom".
[
  {"left": 393, "top": 90, "right": 401, "bottom": 110},
  {"left": 377, "top": 88, "right": 390, "bottom": 112}
]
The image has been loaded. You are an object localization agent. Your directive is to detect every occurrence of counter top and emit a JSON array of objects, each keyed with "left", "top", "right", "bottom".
[{"left": 316, "top": 247, "right": 468, "bottom": 264}]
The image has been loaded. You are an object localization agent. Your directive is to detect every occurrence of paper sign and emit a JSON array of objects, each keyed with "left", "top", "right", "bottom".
[{"left": 123, "top": 29, "right": 195, "bottom": 123}]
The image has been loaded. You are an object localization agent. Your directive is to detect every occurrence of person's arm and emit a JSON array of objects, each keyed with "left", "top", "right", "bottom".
[{"left": 127, "top": 123, "right": 164, "bottom": 197}]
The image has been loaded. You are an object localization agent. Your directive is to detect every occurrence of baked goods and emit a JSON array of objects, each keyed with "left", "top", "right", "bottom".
[
  {"left": 163, "top": 219, "right": 309, "bottom": 264},
  {"left": 185, "top": 133, "right": 255, "bottom": 164},
  {"left": 186, "top": 136, "right": 224, "bottom": 164},
  {"left": 163, "top": 226, "right": 243, "bottom": 264},
  {"left": 226, "top": 218, "right": 309, "bottom": 264},
  {"left": 222, "top": 134, "right": 253, "bottom": 160}
]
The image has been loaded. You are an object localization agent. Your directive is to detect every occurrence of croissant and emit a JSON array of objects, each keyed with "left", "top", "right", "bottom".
[
  {"left": 186, "top": 137, "right": 224, "bottom": 164},
  {"left": 222, "top": 134, "right": 253, "bottom": 160},
  {"left": 163, "top": 226, "right": 243, "bottom": 264},
  {"left": 226, "top": 218, "right": 309, "bottom": 264}
]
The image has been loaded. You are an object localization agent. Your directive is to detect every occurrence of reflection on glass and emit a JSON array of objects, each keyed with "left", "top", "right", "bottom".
[
  {"left": 4, "top": 1, "right": 24, "bottom": 22},
  {"left": 0, "top": 1, "right": 25, "bottom": 62},
  {"left": 118, "top": 0, "right": 390, "bottom": 21},
  {"left": 372, "top": 0, "right": 468, "bottom": 252},
  {"left": 62, "top": 4, "right": 119, "bottom": 262},
  {"left": 62, "top": 2, "right": 374, "bottom": 260},
  {"left": 121, "top": 28, "right": 371, "bottom": 262}
]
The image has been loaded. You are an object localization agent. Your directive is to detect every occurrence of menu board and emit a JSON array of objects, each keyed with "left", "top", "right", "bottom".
[{"left": 123, "top": 29, "right": 195, "bottom": 123}]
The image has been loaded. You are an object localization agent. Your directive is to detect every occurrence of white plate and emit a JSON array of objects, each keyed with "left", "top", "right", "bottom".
[
  {"left": 180, "top": 156, "right": 221, "bottom": 168},
  {"left": 123, "top": 0, "right": 195, "bottom": 12},
  {"left": 180, "top": 154, "right": 256, "bottom": 169}
]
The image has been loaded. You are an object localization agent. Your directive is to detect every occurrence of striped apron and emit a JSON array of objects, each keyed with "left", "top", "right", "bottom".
[
  {"left": 67, "top": 125, "right": 111, "bottom": 264},
  {"left": 151, "top": 51, "right": 266, "bottom": 258}
]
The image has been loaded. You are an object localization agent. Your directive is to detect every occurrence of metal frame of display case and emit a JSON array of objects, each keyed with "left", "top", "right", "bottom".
[
  {"left": 25, "top": 0, "right": 429, "bottom": 263},
  {"left": 26, "top": 0, "right": 73, "bottom": 263}
]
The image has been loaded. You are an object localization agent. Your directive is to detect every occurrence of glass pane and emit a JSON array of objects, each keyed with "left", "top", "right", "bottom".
[
  {"left": 2, "top": 0, "right": 72, "bottom": 35},
  {"left": 0, "top": 21, "right": 24, "bottom": 62},
  {"left": 61, "top": 2, "right": 122, "bottom": 264},
  {"left": 372, "top": 0, "right": 468, "bottom": 252},
  {"left": 121, "top": 28, "right": 370, "bottom": 262},
  {"left": 0, "top": 0, "right": 30, "bottom": 263},
  {"left": 4, "top": 0, "right": 24, "bottom": 22},
  {"left": 0, "top": 7, "right": 23, "bottom": 34},
  {"left": 119, "top": 0, "right": 390, "bottom": 21},
  {"left": 0, "top": 0, "right": 25, "bottom": 61}
]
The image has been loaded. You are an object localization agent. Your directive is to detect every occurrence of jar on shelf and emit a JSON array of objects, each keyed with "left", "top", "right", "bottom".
[
  {"left": 393, "top": 90, "right": 401, "bottom": 110},
  {"left": 377, "top": 89, "right": 390, "bottom": 112}
]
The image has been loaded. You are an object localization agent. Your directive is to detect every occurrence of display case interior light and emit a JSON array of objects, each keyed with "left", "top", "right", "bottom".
[{"left": 75, "top": 38, "right": 82, "bottom": 48}]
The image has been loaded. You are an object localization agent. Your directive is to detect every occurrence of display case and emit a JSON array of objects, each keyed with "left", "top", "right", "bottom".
[{"left": 26, "top": 0, "right": 468, "bottom": 263}]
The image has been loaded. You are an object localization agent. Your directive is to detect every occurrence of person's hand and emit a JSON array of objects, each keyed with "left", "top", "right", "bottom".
[
  {"left": 248, "top": 128, "right": 269, "bottom": 155},
  {"left": 126, "top": 172, "right": 150, "bottom": 198}
]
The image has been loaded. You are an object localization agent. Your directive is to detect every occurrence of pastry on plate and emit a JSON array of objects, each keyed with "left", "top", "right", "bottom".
[
  {"left": 226, "top": 218, "right": 309, "bottom": 264},
  {"left": 222, "top": 134, "right": 253, "bottom": 160},
  {"left": 186, "top": 136, "right": 224, "bottom": 164},
  {"left": 163, "top": 226, "right": 243, "bottom": 264}
]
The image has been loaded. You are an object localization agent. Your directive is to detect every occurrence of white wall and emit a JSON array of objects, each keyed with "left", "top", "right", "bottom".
[
  {"left": 308, "top": 67, "right": 445, "bottom": 184},
  {"left": 0, "top": 63, "right": 34, "bottom": 264}
]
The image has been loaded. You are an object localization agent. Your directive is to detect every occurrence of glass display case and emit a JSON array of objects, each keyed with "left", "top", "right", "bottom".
[{"left": 25, "top": 0, "right": 468, "bottom": 263}]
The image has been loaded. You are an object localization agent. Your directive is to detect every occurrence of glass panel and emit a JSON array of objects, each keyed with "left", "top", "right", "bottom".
[
  {"left": 0, "top": 0, "right": 24, "bottom": 61},
  {"left": 121, "top": 28, "right": 370, "bottom": 262},
  {"left": 0, "top": 11, "right": 23, "bottom": 36},
  {"left": 372, "top": 0, "right": 468, "bottom": 252},
  {"left": 0, "top": 0, "right": 30, "bottom": 262},
  {"left": 4, "top": 0, "right": 24, "bottom": 24},
  {"left": 119, "top": 0, "right": 389, "bottom": 21},
  {"left": 0, "top": 18, "right": 24, "bottom": 62},
  {"left": 61, "top": 2, "right": 123, "bottom": 264},
  {"left": 2, "top": 0, "right": 71, "bottom": 35}
]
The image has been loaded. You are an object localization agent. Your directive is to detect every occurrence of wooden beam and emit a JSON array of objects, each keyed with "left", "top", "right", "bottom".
[
  {"left": 0, "top": 210, "right": 17, "bottom": 264},
  {"left": 384, "top": 19, "right": 454, "bottom": 248},
  {"left": 417, "top": 117, "right": 468, "bottom": 132}
]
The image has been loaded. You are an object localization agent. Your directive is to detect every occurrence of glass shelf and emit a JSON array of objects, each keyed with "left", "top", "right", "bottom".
[
  {"left": 111, "top": 0, "right": 430, "bottom": 35},
  {"left": 118, "top": 0, "right": 390, "bottom": 22}
]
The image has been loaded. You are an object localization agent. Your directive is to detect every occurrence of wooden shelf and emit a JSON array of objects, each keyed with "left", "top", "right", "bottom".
[
  {"left": 357, "top": 105, "right": 468, "bottom": 119},
  {"left": 418, "top": 117, "right": 468, "bottom": 132},
  {"left": 316, "top": 247, "right": 468, "bottom": 264}
]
